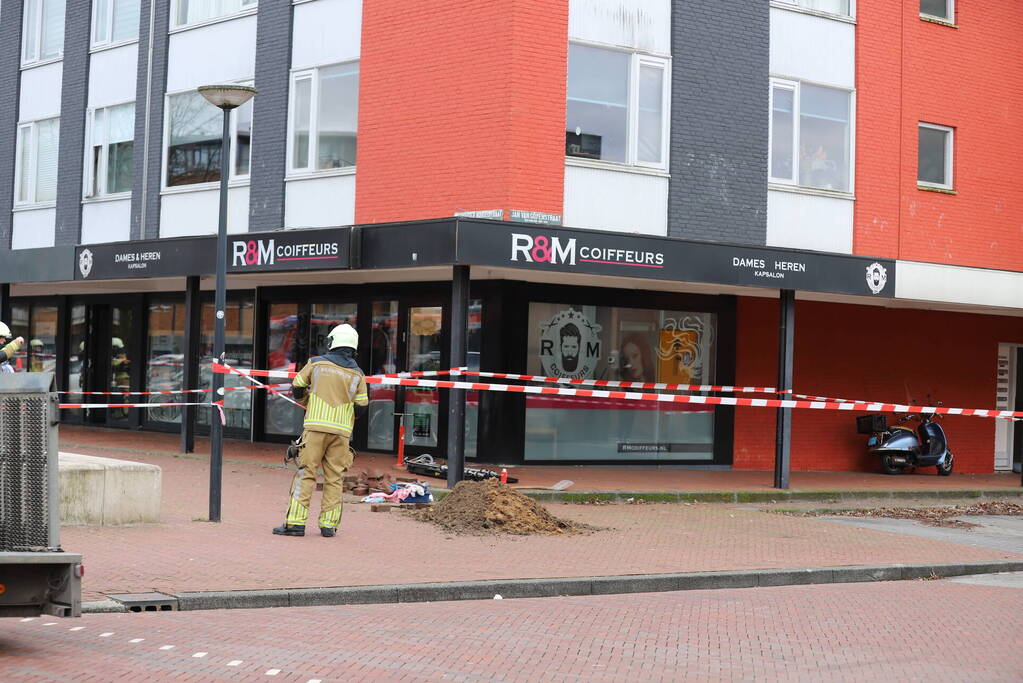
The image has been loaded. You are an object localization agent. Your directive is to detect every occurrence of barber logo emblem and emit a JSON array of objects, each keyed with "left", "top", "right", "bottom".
[
  {"left": 538, "top": 309, "right": 601, "bottom": 379},
  {"left": 865, "top": 262, "right": 887, "bottom": 294},
  {"left": 78, "top": 248, "right": 93, "bottom": 279}
]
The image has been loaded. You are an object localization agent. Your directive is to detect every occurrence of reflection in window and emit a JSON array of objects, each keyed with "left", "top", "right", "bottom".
[
  {"left": 367, "top": 301, "right": 398, "bottom": 450},
  {"left": 173, "top": 0, "right": 256, "bottom": 28},
  {"left": 88, "top": 103, "right": 135, "bottom": 197},
  {"left": 918, "top": 123, "right": 953, "bottom": 189},
  {"left": 166, "top": 91, "right": 251, "bottom": 187},
  {"left": 198, "top": 297, "right": 254, "bottom": 430},
  {"left": 920, "top": 0, "right": 953, "bottom": 21},
  {"left": 145, "top": 300, "right": 186, "bottom": 424},
  {"left": 770, "top": 86, "right": 794, "bottom": 181},
  {"left": 265, "top": 303, "right": 304, "bottom": 436},
  {"left": 290, "top": 62, "right": 360, "bottom": 173},
  {"left": 769, "top": 79, "right": 852, "bottom": 192},
  {"left": 27, "top": 305, "right": 58, "bottom": 375}
]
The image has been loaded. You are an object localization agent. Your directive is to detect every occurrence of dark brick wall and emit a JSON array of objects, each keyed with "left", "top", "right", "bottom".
[
  {"left": 668, "top": 0, "right": 769, "bottom": 245},
  {"left": 53, "top": 0, "right": 92, "bottom": 246},
  {"left": 131, "top": 0, "right": 171, "bottom": 240},
  {"left": 0, "top": 1, "right": 25, "bottom": 250},
  {"left": 248, "top": 0, "right": 294, "bottom": 232}
]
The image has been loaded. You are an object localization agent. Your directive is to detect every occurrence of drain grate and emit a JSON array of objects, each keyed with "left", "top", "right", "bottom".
[{"left": 106, "top": 592, "right": 179, "bottom": 612}]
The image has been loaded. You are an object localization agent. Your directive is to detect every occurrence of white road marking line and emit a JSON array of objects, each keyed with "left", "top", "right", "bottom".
[
  {"left": 70, "top": 626, "right": 85, "bottom": 631},
  {"left": 227, "top": 661, "right": 243, "bottom": 667},
  {"left": 308, "top": 679, "right": 323, "bottom": 683},
  {"left": 159, "top": 645, "right": 175, "bottom": 650},
  {"left": 100, "top": 632, "right": 114, "bottom": 637},
  {"left": 192, "top": 652, "right": 207, "bottom": 658},
  {"left": 266, "top": 670, "right": 281, "bottom": 676},
  {"left": 43, "top": 622, "right": 58, "bottom": 626},
  {"left": 129, "top": 638, "right": 145, "bottom": 643},
  {"left": 20, "top": 618, "right": 36, "bottom": 622}
]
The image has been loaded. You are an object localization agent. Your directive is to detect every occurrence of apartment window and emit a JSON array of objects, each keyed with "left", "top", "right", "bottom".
[
  {"left": 565, "top": 44, "right": 669, "bottom": 168},
  {"left": 173, "top": 0, "right": 257, "bottom": 29},
  {"left": 15, "top": 118, "right": 60, "bottom": 205},
  {"left": 165, "top": 90, "right": 252, "bottom": 187},
  {"left": 289, "top": 62, "right": 360, "bottom": 173},
  {"left": 918, "top": 123, "right": 953, "bottom": 190},
  {"left": 778, "top": 0, "right": 851, "bottom": 17},
  {"left": 769, "top": 79, "right": 852, "bottom": 193},
  {"left": 92, "top": 0, "right": 140, "bottom": 46},
  {"left": 22, "top": 0, "right": 66, "bottom": 65},
  {"left": 86, "top": 103, "right": 135, "bottom": 198},
  {"left": 920, "top": 0, "right": 953, "bottom": 22}
]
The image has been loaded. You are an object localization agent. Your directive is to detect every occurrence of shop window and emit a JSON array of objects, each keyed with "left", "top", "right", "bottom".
[
  {"left": 27, "top": 305, "right": 58, "bottom": 375},
  {"left": 776, "top": 0, "right": 851, "bottom": 17},
  {"left": 172, "top": 0, "right": 256, "bottom": 29},
  {"left": 918, "top": 123, "right": 953, "bottom": 190},
  {"left": 9, "top": 305, "right": 30, "bottom": 371},
  {"left": 265, "top": 303, "right": 304, "bottom": 437},
  {"left": 145, "top": 299, "right": 186, "bottom": 425},
  {"left": 66, "top": 304, "right": 88, "bottom": 420},
  {"left": 165, "top": 90, "right": 252, "bottom": 188},
  {"left": 86, "top": 103, "right": 134, "bottom": 198},
  {"left": 198, "top": 296, "right": 254, "bottom": 430},
  {"left": 565, "top": 44, "right": 669, "bottom": 169},
  {"left": 289, "top": 62, "right": 360, "bottom": 174},
  {"left": 920, "top": 0, "right": 953, "bottom": 22},
  {"left": 465, "top": 299, "right": 482, "bottom": 459},
  {"left": 367, "top": 301, "right": 398, "bottom": 450},
  {"left": 769, "top": 79, "right": 852, "bottom": 193},
  {"left": 524, "top": 303, "right": 717, "bottom": 462},
  {"left": 92, "top": 0, "right": 140, "bottom": 47},
  {"left": 22, "top": 0, "right": 65, "bottom": 66},
  {"left": 15, "top": 118, "right": 60, "bottom": 205},
  {"left": 109, "top": 306, "right": 135, "bottom": 420}
]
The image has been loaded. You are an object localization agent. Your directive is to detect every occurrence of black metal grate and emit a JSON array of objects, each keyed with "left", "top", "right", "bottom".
[{"left": 0, "top": 396, "right": 50, "bottom": 551}]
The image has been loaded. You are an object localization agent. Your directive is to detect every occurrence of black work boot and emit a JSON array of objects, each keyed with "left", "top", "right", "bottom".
[
  {"left": 272, "top": 523, "right": 305, "bottom": 537},
  {"left": 319, "top": 527, "right": 336, "bottom": 538}
]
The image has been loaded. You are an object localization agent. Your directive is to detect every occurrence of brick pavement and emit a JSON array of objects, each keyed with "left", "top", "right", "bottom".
[
  {"left": 4, "top": 580, "right": 1023, "bottom": 681},
  {"left": 54, "top": 442, "right": 1022, "bottom": 603}
]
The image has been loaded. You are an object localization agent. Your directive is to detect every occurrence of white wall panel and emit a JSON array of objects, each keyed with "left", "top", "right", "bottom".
[
  {"left": 285, "top": 175, "right": 355, "bottom": 228},
  {"left": 88, "top": 44, "right": 139, "bottom": 108},
  {"left": 12, "top": 209, "right": 56, "bottom": 248},
  {"left": 563, "top": 165, "right": 666, "bottom": 236},
  {"left": 896, "top": 261, "right": 1023, "bottom": 310},
  {"left": 293, "top": 0, "right": 362, "bottom": 69},
  {"left": 81, "top": 199, "right": 132, "bottom": 244},
  {"left": 166, "top": 15, "right": 257, "bottom": 92},
  {"left": 569, "top": 0, "right": 671, "bottom": 53},
  {"left": 160, "top": 186, "right": 250, "bottom": 237},
  {"left": 766, "top": 190, "right": 852, "bottom": 253},
  {"left": 19, "top": 62, "right": 63, "bottom": 121},
  {"left": 770, "top": 7, "right": 853, "bottom": 87}
]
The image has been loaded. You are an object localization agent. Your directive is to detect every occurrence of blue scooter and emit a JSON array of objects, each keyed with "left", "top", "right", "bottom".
[{"left": 857, "top": 409, "right": 954, "bottom": 476}]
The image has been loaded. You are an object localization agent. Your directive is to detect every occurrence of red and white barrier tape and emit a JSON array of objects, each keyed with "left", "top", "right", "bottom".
[
  {"left": 57, "top": 401, "right": 215, "bottom": 409},
  {"left": 58, "top": 384, "right": 288, "bottom": 397},
  {"left": 447, "top": 369, "right": 778, "bottom": 394},
  {"left": 211, "top": 363, "right": 463, "bottom": 382}
]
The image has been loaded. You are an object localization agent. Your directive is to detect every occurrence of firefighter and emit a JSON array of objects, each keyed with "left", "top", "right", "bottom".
[
  {"left": 0, "top": 322, "right": 24, "bottom": 374},
  {"left": 274, "top": 323, "right": 368, "bottom": 537},
  {"left": 111, "top": 337, "right": 130, "bottom": 418},
  {"left": 29, "top": 338, "right": 44, "bottom": 372}
]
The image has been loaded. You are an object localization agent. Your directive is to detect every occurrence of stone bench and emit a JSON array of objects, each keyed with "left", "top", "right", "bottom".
[{"left": 59, "top": 453, "right": 162, "bottom": 526}]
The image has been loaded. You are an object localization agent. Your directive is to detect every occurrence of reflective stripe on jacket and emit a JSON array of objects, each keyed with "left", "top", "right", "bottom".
[{"left": 292, "top": 356, "right": 368, "bottom": 435}]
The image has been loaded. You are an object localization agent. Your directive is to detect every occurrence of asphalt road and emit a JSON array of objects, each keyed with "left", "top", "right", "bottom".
[{"left": 3, "top": 576, "right": 1022, "bottom": 682}]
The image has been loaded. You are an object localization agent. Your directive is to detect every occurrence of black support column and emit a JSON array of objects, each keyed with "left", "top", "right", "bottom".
[
  {"left": 180, "top": 276, "right": 201, "bottom": 453},
  {"left": 774, "top": 290, "right": 795, "bottom": 489},
  {"left": 0, "top": 283, "right": 9, "bottom": 327},
  {"left": 446, "top": 265, "right": 469, "bottom": 488}
]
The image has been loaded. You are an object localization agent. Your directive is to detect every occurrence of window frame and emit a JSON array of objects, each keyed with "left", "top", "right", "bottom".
[
  {"left": 565, "top": 42, "right": 671, "bottom": 172},
  {"left": 91, "top": 0, "right": 141, "bottom": 50},
  {"left": 917, "top": 122, "right": 954, "bottom": 191},
  {"left": 170, "top": 0, "right": 258, "bottom": 31},
  {"left": 920, "top": 0, "right": 954, "bottom": 23},
  {"left": 774, "top": 0, "right": 855, "bottom": 20},
  {"left": 161, "top": 83, "right": 253, "bottom": 192},
  {"left": 286, "top": 61, "right": 361, "bottom": 177},
  {"left": 84, "top": 101, "right": 136, "bottom": 200},
  {"left": 21, "top": 0, "right": 65, "bottom": 67},
  {"left": 14, "top": 117, "right": 61, "bottom": 208},
  {"left": 768, "top": 76, "right": 855, "bottom": 195}
]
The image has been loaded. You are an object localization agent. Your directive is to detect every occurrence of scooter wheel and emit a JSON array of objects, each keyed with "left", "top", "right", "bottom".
[
  {"left": 937, "top": 452, "right": 954, "bottom": 476},
  {"left": 881, "top": 455, "right": 903, "bottom": 475}
]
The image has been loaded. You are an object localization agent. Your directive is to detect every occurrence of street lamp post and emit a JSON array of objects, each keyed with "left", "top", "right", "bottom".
[{"left": 198, "top": 84, "right": 256, "bottom": 522}]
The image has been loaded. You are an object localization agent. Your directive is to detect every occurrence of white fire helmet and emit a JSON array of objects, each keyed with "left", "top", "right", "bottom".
[
  {"left": 327, "top": 323, "right": 358, "bottom": 350},
  {"left": 0, "top": 322, "right": 9, "bottom": 338}
]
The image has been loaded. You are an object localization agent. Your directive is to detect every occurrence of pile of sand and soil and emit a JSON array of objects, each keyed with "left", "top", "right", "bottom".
[
  {"left": 788, "top": 500, "right": 1023, "bottom": 529},
  {"left": 406, "top": 479, "right": 595, "bottom": 535}
]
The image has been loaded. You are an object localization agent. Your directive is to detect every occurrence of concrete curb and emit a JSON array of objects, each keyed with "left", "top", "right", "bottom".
[
  {"left": 507, "top": 488, "right": 1023, "bottom": 504},
  {"left": 87, "top": 560, "right": 1023, "bottom": 614}
]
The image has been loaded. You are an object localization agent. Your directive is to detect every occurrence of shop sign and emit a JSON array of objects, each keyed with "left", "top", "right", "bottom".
[
  {"left": 456, "top": 223, "right": 896, "bottom": 298},
  {"left": 538, "top": 309, "right": 602, "bottom": 379},
  {"left": 509, "top": 210, "right": 562, "bottom": 226},
  {"left": 454, "top": 209, "right": 504, "bottom": 220},
  {"left": 228, "top": 227, "right": 351, "bottom": 272},
  {"left": 75, "top": 237, "right": 213, "bottom": 280}
]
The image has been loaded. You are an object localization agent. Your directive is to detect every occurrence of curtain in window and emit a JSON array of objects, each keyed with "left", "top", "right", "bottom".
[
  {"left": 40, "top": 0, "right": 66, "bottom": 60},
  {"left": 35, "top": 119, "right": 60, "bottom": 202},
  {"left": 112, "top": 0, "right": 140, "bottom": 42}
]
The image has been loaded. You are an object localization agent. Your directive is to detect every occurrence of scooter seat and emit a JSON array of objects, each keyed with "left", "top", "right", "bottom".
[{"left": 889, "top": 425, "right": 914, "bottom": 432}]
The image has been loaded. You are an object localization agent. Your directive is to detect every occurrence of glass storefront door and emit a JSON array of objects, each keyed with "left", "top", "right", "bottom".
[
  {"left": 404, "top": 305, "right": 443, "bottom": 449},
  {"left": 367, "top": 301, "right": 398, "bottom": 450}
]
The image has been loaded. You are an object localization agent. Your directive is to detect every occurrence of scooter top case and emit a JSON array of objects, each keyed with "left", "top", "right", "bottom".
[{"left": 869, "top": 426, "right": 919, "bottom": 454}]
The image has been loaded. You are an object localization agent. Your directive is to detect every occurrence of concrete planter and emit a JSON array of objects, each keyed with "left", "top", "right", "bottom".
[{"left": 59, "top": 453, "right": 162, "bottom": 525}]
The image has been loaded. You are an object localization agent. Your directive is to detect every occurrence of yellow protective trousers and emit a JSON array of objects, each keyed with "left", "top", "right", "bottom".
[{"left": 284, "top": 430, "right": 354, "bottom": 529}]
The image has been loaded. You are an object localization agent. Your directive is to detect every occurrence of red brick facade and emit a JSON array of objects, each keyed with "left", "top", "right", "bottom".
[
  {"left": 854, "top": 3, "right": 1023, "bottom": 269},
  {"left": 355, "top": 0, "right": 568, "bottom": 224}
]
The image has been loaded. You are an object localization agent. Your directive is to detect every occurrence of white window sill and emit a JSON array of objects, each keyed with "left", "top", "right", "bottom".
[
  {"left": 90, "top": 38, "right": 140, "bottom": 55},
  {"left": 169, "top": 7, "right": 258, "bottom": 35},
  {"left": 565, "top": 157, "right": 670, "bottom": 178},
  {"left": 769, "top": 182, "right": 854, "bottom": 201},
  {"left": 13, "top": 202, "right": 57, "bottom": 212},
  {"left": 292, "top": 0, "right": 317, "bottom": 4},
  {"left": 83, "top": 193, "right": 132, "bottom": 205},
  {"left": 917, "top": 183, "right": 956, "bottom": 195},
  {"left": 20, "top": 56, "right": 62, "bottom": 71},
  {"left": 769, "top": 1, "right": 856, "bottom": 24},
  {"left": 161, "top": 178, "right": 251, "bottom": 195},
  {"left": 920, "top": 14, "right": 957, "bottom": 28},
  {"left": 285, "top": 167, "right": 357, "bottom": 182}
]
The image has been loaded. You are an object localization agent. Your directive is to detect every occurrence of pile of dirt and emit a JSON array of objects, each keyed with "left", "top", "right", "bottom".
[
  {"left": 789, "top": 501, "right": 1023, "bottom": 529},
  {"left": 406, "top": 479, "right": 594, "bottom": 535}
]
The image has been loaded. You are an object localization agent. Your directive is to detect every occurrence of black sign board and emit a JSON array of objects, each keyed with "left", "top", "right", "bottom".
[
  {"left": 75, "top": 236, "right": 214, "bottom": 280},
  {"left": 226, "top": 227, "right": 351, "bottom": 273},
  {"left": 1, "top": 245, "right": 75, "bottom": 282},
  {"left": 453, "top": 221, "right": 896, "bottom": 298}
]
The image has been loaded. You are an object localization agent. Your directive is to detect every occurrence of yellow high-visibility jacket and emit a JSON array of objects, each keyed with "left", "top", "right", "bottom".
[{"left": 292, "top": 355, "right": 368, "bottom": 436}]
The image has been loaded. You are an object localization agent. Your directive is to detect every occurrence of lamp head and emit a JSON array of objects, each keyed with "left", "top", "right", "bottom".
[{"left": 198, "top": 84, "right": 256, "bottom": 110}]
